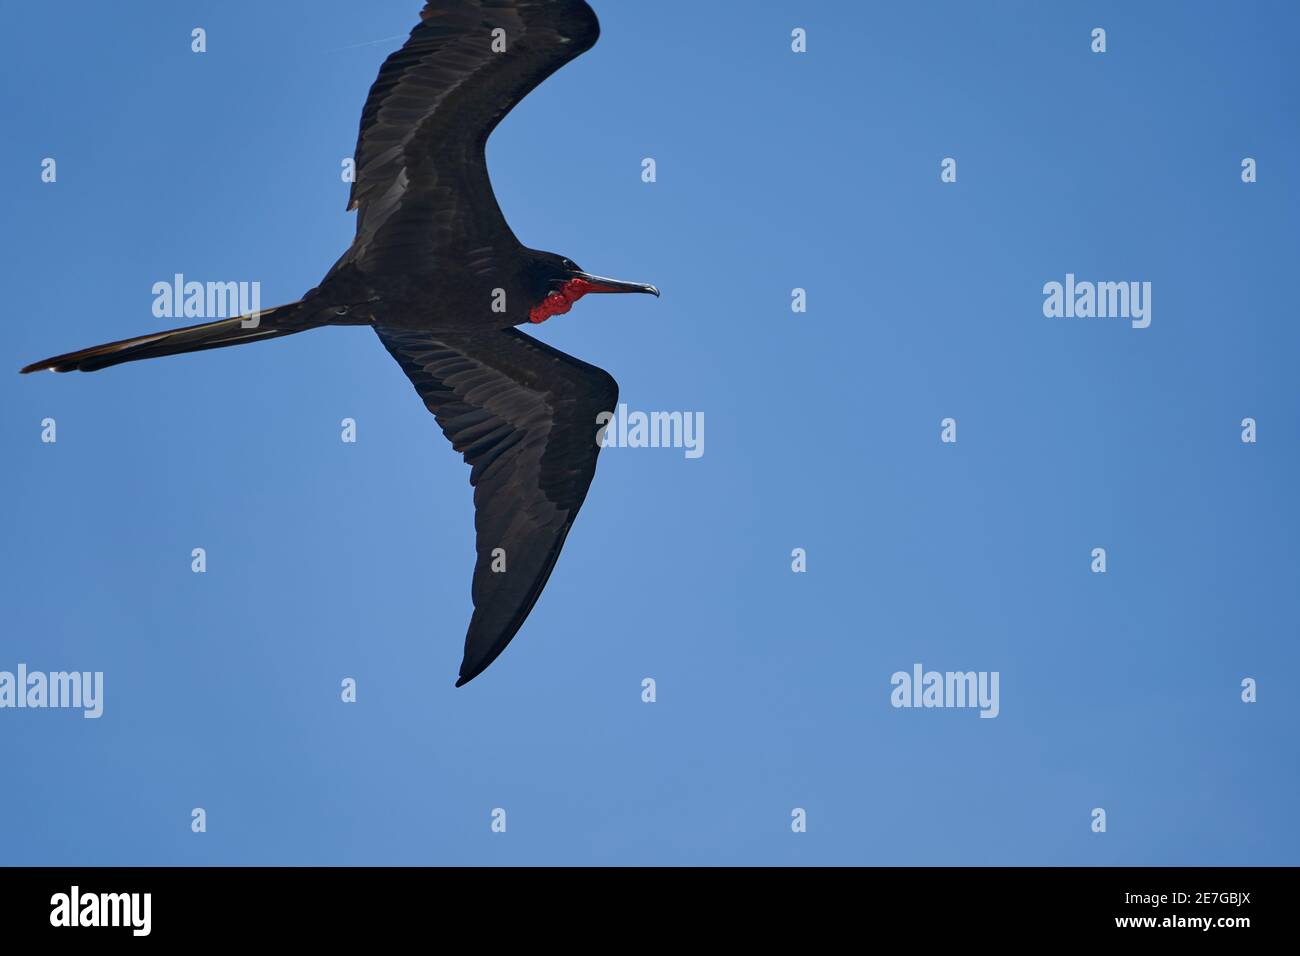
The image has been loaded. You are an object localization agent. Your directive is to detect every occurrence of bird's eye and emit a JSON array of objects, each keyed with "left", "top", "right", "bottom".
[{"left": 562, "top": 258, "right": 575, "bottom": 270}]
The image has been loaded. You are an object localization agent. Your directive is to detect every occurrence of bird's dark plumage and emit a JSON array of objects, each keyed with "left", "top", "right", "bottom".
[
  {"left": 376, "top": 326, "right": 617, "bottom": 686},
  {"left": 20, "top": 0, "right": 657, "bottom": 686},
  {"left": 345, "top": 0, "right": 600, "bottom": 274}
]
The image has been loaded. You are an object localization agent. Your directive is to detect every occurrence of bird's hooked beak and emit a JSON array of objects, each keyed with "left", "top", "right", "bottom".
[{"left": 571, "top": 272, "right": 660, "bottom": 298}]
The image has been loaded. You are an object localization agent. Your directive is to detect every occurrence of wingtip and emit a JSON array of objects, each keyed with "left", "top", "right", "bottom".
[{"left": 455, "top": 664, "right": 487, "bottom": 688}]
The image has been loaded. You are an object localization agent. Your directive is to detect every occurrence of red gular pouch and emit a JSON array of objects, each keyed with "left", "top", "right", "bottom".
[{"left": 528, "top": 278, "right": 595, "bottom": 324}]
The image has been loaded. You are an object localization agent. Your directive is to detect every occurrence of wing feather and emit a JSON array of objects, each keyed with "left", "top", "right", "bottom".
[
  {"left": 346, "top": 1, "right": 600, "bottom": 274},
  {"left": 375, "top": 325, "right": 618, "bottom": 685}
]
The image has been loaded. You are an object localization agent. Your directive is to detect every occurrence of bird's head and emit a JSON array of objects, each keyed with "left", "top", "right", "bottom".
[{"left": 524, "top": 250, "right": 659, "bottom": 324}]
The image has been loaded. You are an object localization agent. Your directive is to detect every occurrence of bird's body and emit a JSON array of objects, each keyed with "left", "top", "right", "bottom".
[{"left": 21, "top": 0, "right": 657, "bottom": 686}]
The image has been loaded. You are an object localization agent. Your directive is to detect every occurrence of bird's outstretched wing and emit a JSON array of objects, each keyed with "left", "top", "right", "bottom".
[
  {"left": 346, "top": 0, "right": 600, "bottom": 274},
  {"left": 375, "top": 325, "right": 617, "bottom": 686}
]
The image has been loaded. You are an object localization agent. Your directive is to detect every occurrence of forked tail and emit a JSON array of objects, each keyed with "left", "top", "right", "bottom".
[{"left": 20, "top": 302, "right": 311, "bottom": 374}]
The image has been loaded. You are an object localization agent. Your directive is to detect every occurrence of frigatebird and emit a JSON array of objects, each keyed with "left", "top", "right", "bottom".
[{"left": 20, "top": 0, "right": 657, "bottom": 686}]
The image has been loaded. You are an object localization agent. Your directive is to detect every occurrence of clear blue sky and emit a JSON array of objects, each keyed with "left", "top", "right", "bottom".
[{"left": 2, "top": 0, "right": 1297, "bottom": 865}]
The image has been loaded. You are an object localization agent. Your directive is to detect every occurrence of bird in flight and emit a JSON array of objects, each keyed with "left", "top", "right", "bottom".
[{"left": 21, "top": 0, "right": 657, "bottom": 686}]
